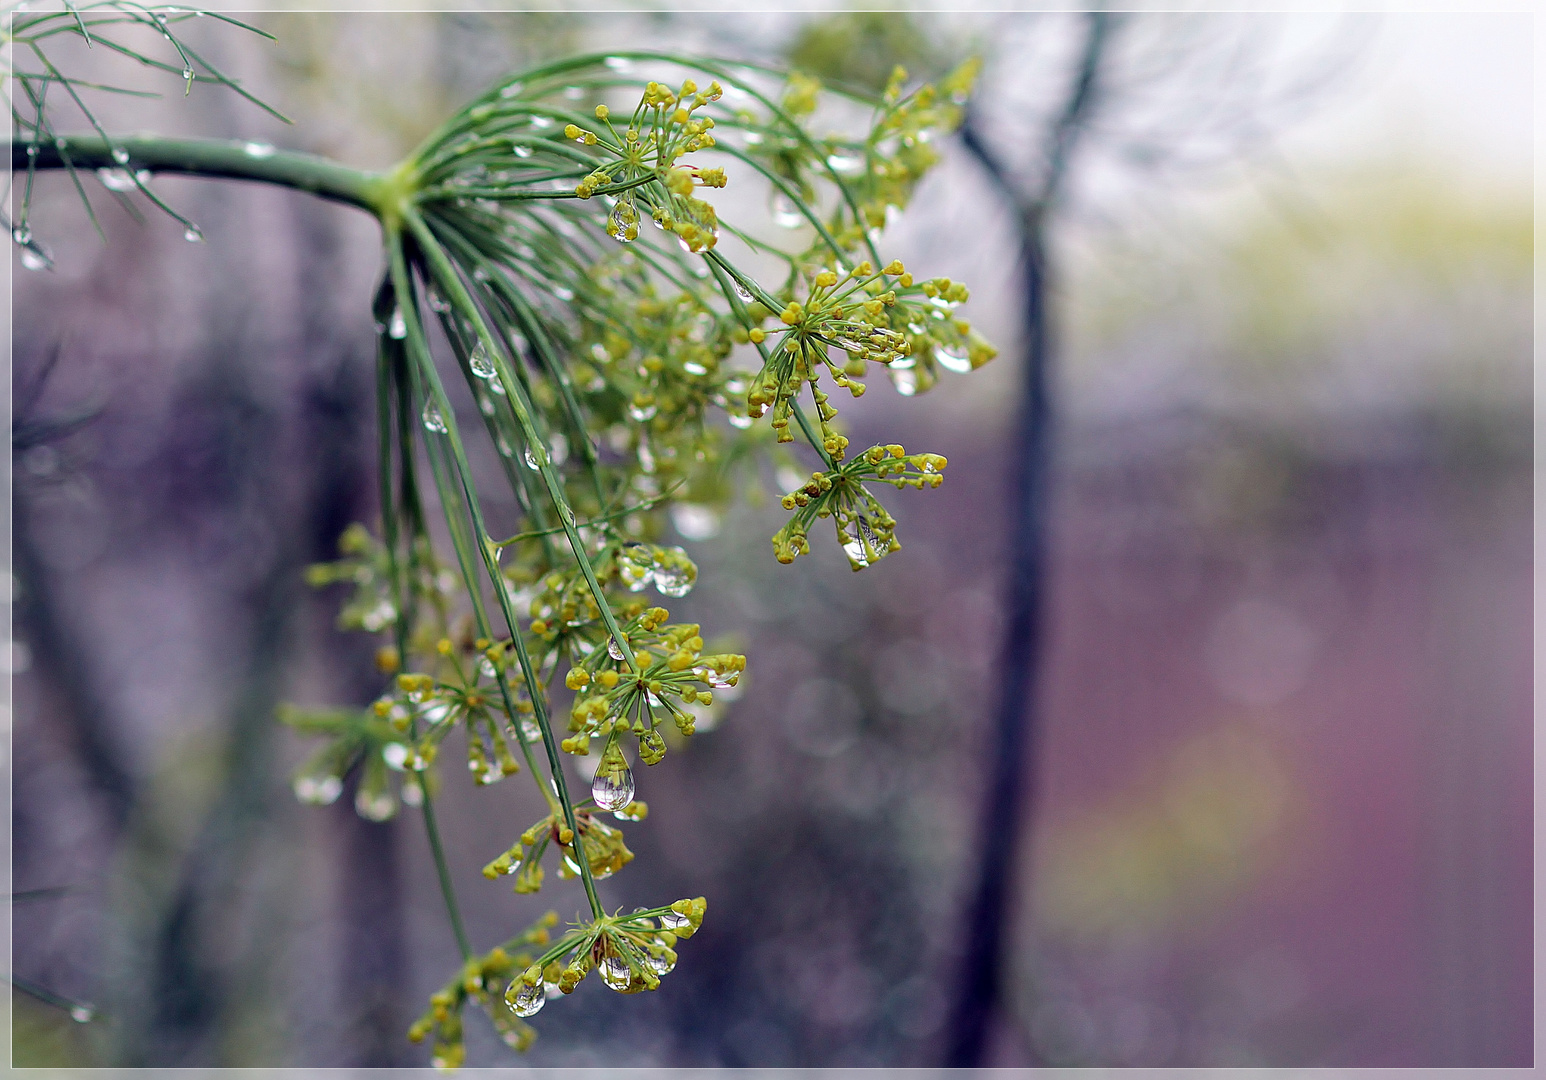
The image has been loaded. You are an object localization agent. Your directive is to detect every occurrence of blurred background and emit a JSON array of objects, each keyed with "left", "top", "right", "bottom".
[{"left": 8, "top": 9, "right": 1531, "bottom": 1068}]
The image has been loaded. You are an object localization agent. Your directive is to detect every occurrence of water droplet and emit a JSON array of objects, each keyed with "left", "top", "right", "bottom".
[
  {"left": 615, "top": 545, "right": 652, "bottom": 592},
  {"left": 553, "top": 285, "right": 574, "bottom": 301},
  {"left": 599, "top": 956, "right": 632, "bottom": 991},
  {"left": 692, "top": 664, "right": 739, "bottom": 690},
  {"left": 671, "top": 503, "right": 721, "bottom": 540},
  {"left": 469, "top": 344, "right": 496, "bottom": 379},
  {"left": 20, "top": 247, "right": 49, "bottom": 272},
  {"left": 548, "top": 432, "right": 569, "bottom": 466},
  {"left": 509, "top": 980, "right": 545, "bottom": 1016},
  {"left": 523, "top": 446, "right": 542, "bottom": 471},
  {"left": 890, "top": 366, "right": 918, "bottom": 396},
  {"left": 382, "top": 743, "right": 410, "bottom": 770},
  {"left": 603, "top": 55, "right": 633, "bottom": 72},
  {"left": 242, "top": 141, "right": 274, "bottom": 158},
  {"left": 97, "top": 167, "right": 138, "bottom": 191},
  {"left": 529, "top": 116, "right": 554, "bottom": 130},
  {"left": 497, "top": 436, "right": 515, "bottom": 457},
  {"left": 356, "top": 788, "right": 397, "bottom": 821},
  {"left": 742, "top": 130, "right": 764, "bottom": 146},
  {"left": 500, "top": 81, "right": 524, "bottom": 99},
  {"left": 388, "top": 307, "right": 406, "bottom": 339},
  {"left": 660, "top": 910, "right": 690, "bottom": 931},
  {"left": 294, "top": 774, "right": 343, "bottom": 805},
  {"left": 608, "top": 202, "right": 636, "bottom": 243},
  {"left": 650, "top": 547, "right": 697, "bottom": 598},
  {"left": 422, "top": 401, "right": 448, "bottom": 433},
  {"left": 519, "top": 718, "right": 542, "bottom": 743},
  {"left": 111, "top": 147, "right": 129, "bottom": 165},
  {"left": 842, "top": 526, "right": 873, "bottom": 569},
  {"left": 479, "top": 396, "right": 496, "bottom": 416},
  {"left": 11, "top": 225, "right": 31, "bottom": 245},
  {"left": 728, "top": 413, "right": 754, "bottom": 430},
  {"left": 825, "top": 149, "right": 863, "bottom": 175},
  {"left": 183, "top": 225, "right": 203, "bottom": 243},
  {"left": 487, "top": 375, "right": 506, "bottom": 396},
  {"left": 646, "top": 953, "right": 674, "bottom": 976},
  {"left": 563, "top": 85, "right": 585, "bottom": 100},
  {"left": 935, "top": 343, "right": 972, "bottom": 374},
  {"left": 592, "top": 741, "right": 635, "bottom": 811},
  {"left": 768, "top": 189, "right": 803, "bottom": 229},
  {"left": 732, "top": 279, "right": 753, "bottom": 302},
  {"left": 182, "top": 67, "right": 193, "bottom": 81},
  {"left": 513, "top": 144, "right": 533, "bottom": 158},
  {"left": 627, "top": 402, "right": 658, "bottom": 422},
  {"left": 69, "top": 1005, "right": 94, "bottom": 1023}
]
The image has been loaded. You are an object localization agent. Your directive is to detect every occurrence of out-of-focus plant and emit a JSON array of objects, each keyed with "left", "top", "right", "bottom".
[{"left": 11, "top": 5, "right": 995, "bottom": 1065}]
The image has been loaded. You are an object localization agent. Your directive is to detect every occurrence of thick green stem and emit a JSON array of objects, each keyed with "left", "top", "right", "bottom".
[{"left": 13, "top": 135, "right": 381, "bottom": 213}]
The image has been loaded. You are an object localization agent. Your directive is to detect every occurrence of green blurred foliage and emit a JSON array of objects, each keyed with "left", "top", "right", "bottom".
[
  {"left": 12, "top": 992, "right": 96, "bottom": 1066},
  {"left": 785, "top": 12, "right": 953, "bottom": 93}
]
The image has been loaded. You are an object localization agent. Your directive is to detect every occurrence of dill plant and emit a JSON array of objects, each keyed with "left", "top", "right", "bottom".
[{"left": 10, "top": 6, "right": 997, "bottom": 1063}]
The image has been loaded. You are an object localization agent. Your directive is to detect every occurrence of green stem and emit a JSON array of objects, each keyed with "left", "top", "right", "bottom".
[
  {"left": 386, "top": 225, "right": 606, "bottom": 921},
  {"left": 13, "top": 135, "right": 380, "bottom": 213},
  {"left": 420, "top": 790, "right": 473, "bottom": 961}
]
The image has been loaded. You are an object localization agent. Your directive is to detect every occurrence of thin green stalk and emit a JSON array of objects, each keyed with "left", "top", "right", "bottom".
[
  {"left": 420, "top": 793, "right": 472, "bottom": 961},
  {"left": 386, "top": 227, "right": 605, "bottom": 921},
  {"left": 406, "top": 208, "right": 641, "bottom": 676}
]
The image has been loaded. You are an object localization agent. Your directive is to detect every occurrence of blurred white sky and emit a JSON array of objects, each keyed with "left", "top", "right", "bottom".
[{"left": 1286, "top": 12, "right": 1530, "bottom": 183}]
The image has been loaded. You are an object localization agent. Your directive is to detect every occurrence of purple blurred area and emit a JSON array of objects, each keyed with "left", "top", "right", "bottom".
[{"left": 9, "top": 10, "right": 1531, "bottom": 1068}]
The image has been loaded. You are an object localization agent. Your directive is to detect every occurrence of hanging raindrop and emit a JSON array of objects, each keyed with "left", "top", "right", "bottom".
[
  {"left": 650, "top": 547, "right": 697, "bottom": 598},
  {"left": 646, "top": 953, "right": 675, "bottom": 976},
  {"left": 768, "top": 189, "right": 803, "bottom": 229},
  {"left": 183, "top": 225, "right": 204, "bottom": 243},
  {"left": 599, "top": 956, "right": 632, "bottom": 991},
  {"left": 422, "top": 401, "right": 448, "bottom": 433},
  {"left": 509, "top": 980, "right": 546, "bottom": 1017},
  {"left": 825, "top": 149, "right": 863, "bottom": 175},
  {"left": 469, "top": 344, "right": 497, "bottom": 379},
  {"left": 732, "top": 279, "right": 753, "bottom": 302},
  {"left": 591, "top": 737, "right": 635, "bottom": 811},
  {"left": 242, "top": 141, "right": 275, "bottom": 158},
  {"left": 111, "top": 147, "right": 129, "bottom": 165},
  {"left": 615, "top": 546, "right": 652, "bottom": 592},
  {"left": 935, "top": 343, "right": 972, "bottom": 374},
  {"left": 293, "top": 774, "right": 344, "bottom": 805},
  {"left": 659, "top": 910, "right": 690, "bottom": 931},
  {"left": 388, "top": 307, "right": 407, "bottom": 339}
]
